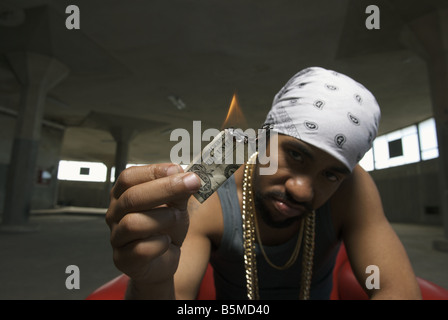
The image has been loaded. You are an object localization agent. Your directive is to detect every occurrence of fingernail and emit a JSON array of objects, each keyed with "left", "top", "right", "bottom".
[
  {"left": 167, "top": 165, "right": 181, "bottom": 176},
  {"left": 183, "top": 173, "right": 201, "bottom": 190}
]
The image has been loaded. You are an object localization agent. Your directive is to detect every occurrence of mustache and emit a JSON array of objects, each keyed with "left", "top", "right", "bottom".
[{"left": 264, "top": 190, "right": 313, "bottom": 212}]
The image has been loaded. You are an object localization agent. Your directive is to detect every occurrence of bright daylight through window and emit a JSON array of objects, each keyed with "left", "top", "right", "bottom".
[{"left": 359, "top": 117, "right": 438, "bottom": 171}]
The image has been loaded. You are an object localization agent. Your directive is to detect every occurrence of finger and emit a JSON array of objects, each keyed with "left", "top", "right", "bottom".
[
  {"left": 113, "top": 237, "right": 180, "bottom": 280},
  {"left": 111, "top": 172, "right": 201, "bottom": 223},
  {"left": 112, "top": 163, "right": 183, "bottom": 199},
  {"left": 169, "top": 208, "right": 189, "bottom": 246},
  {"left": 110, "top": 207, "right": 179, "bottom": 248}
]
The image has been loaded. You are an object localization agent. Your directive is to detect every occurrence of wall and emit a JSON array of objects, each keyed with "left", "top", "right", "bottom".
[
  {"left": 32, "top": 123, "right": 64, "bottom": 209},
  {"left": 370, "top": 158, "right": 442, "bottom": 225},
  {"left": 0, "top": 114, "right": 64, "bottom": 213},
  {"left": 0, "top": 112, "right": 112, "bottom": 213},
  {"left": 0, "top": 114, "right": 15, "bottom": 214},
  {"left": 57, "top": 180, "right": 110, "bottom": 208}
]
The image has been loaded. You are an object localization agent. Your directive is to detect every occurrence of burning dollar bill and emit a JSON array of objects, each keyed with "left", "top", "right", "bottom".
[{"left": 186, "top": 128, "right": 256, "bottom": 203}]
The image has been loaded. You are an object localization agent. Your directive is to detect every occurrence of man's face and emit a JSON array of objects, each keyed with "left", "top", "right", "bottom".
[{"left": 253, "top": 134, "right": 351, "bottom": 228}]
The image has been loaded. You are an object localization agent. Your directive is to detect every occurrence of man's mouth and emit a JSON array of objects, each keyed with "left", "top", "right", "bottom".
[{"left": 271, "top": 197, "right": 309, "bottom": 219}]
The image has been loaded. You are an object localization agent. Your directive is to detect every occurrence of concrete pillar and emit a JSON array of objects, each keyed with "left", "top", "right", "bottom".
[
  {"left": 1, "top": 52, "right": 69, "bottom": 228},
  {"left": 110, "top": 127, "right": 136, "bottom": 183},
  {"left": 407, "top": 9, "right": 448, "bottom": 249},
  {"left": 103, "top": 164, "right": 113, "bottom": 207}
]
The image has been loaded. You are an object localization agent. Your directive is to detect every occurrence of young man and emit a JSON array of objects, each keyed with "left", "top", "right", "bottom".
[{"left": 106, "top": 67, "right": 422, "bottom": 299}]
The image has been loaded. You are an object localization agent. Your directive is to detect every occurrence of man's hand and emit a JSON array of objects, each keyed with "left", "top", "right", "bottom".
[{"left": 105, "top": 164, "right": 201, "bottom": 298}]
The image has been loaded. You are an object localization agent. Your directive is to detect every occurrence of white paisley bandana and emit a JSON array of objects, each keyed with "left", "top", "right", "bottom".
[{"left": 264, "top": 67, "right": 381, "bottom": 172}]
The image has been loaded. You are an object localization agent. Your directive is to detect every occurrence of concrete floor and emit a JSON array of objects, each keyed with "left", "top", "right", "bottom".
[
  {"left": 0, "top": 211, "right": 447, "bottom": 300},
  {"left": 390, "top": 223, "right": 448, "bottom": 291},
  {"left": 0, "top": 213, "right": 121, "bottom": 300}
]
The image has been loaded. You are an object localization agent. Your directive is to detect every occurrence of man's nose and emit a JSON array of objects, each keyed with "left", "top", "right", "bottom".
[{"left": 285, "top": 174, "right": 314, "bottom": 204}]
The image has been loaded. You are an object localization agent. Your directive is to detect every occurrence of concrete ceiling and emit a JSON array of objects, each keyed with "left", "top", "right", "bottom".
[{"left": 0, "top": 0, "right": 447, "bottom": 166}]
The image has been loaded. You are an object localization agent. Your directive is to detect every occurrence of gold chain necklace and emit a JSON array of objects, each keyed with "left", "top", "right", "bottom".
[
  {"left": 242, "top": 152, "right": 316, "bottom": 300},
  {"left": 254, "top": 205, "right": 304, "bottom": 271}
]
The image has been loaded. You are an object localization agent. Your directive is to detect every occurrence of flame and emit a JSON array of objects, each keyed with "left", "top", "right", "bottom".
[{"left": 221, "top": 93, "right": 248, "bottom": 130}]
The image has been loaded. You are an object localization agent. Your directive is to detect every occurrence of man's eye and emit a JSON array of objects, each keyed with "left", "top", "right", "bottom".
[
  {"left": 325, "top": 171, "right": 339, "bottom": 182},
  {"left": 288, "top": 150, "right": 303, "bottom": 161}
]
